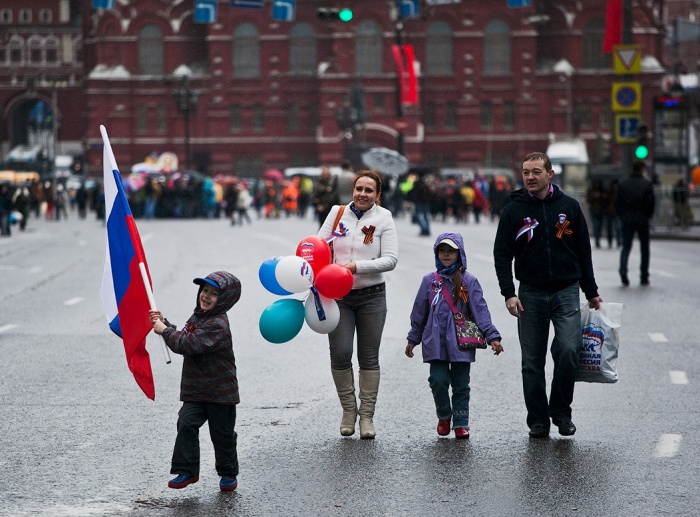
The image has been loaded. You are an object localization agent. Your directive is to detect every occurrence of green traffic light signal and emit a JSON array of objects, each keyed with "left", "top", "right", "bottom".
[
  {"left": 338, "top": 8, "right": 353, "bottom": 22},
  {"left": 634, "top": 144, "right": 649, "bottom": 160}
]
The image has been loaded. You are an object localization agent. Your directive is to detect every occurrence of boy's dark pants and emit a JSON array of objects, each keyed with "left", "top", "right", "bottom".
[{"left": 171, "top": 401, "right": 238, "bottom": 478}]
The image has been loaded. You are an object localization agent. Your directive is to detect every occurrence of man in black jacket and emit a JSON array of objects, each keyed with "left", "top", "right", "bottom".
[
  {"left": 494, "top": 152, "right": 603, "bottom": 439},
  {"left": 616, "top": 160, "right": 656, "bottom": 286}
]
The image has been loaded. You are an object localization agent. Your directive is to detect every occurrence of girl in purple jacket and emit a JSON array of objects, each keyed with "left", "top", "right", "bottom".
[{"left": 406, "top": 232, "right": 503, "bottom": 439}]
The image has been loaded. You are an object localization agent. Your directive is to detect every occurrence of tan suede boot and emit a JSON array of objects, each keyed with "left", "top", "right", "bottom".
[
  {"left": 331, "top": 368, "right": 357, "bottom": 436},
  {"left": 358, "top": 369, "right": 380, "bottom": 439}
]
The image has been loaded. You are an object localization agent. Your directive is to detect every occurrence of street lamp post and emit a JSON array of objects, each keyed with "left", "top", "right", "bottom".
[{"left": 173, "top": 76, "right": 199, "bottom": 170}]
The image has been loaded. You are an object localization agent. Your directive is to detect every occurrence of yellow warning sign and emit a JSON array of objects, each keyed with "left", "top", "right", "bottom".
[{"left": 613, "top": 45, "right": 641, "bottom": 74}]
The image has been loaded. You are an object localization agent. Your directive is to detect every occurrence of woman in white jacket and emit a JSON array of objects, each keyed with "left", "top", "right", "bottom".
[{"left": 317, "top": 170, "right": 398, "bottom": 439}]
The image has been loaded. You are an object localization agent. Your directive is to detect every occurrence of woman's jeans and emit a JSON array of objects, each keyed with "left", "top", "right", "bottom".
[
  {"left": 517, "top": 282, "right": 581, "bottom": 428},
  {"left": 328, "top": 284, "right": 387, "bottom": 371},
  {"left": 429, "top": 361, "right": 471, "bottom": 428},
  {"left": 171, "top": 402, "right": 238, "bottom": 478}
]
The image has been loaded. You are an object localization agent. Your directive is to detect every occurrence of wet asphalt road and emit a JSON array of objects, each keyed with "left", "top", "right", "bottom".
[{"left": 1, "top": 212, "right": 699, "bottom": 516}]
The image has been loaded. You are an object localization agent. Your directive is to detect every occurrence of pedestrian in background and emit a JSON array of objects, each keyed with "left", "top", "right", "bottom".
[
  {"left": 616, "top": 160, "right": 655, "bottom": 286},
  {"left": 312, "top": 166, "right": 338, "bottom": 226},
  {"left": 586, "top": 179, "right": 606, "bottom": 248},
  {"left": 672, "top": 178, "right": 690, "bottom": 229},
  {"left": 406, "top": 232, "right": 503, "bottom": 439},
  {"left": 604, "top": 179, "right": 622, "bottom": 248},
  {"left": 317, "top": 170, "right": 398, "bottom": 439},
  {"left": 150, "top": 271, "right": 242, "bottom": 493},
  {"left": 494, "top": 152, "right": 602, "bottom": 439}
]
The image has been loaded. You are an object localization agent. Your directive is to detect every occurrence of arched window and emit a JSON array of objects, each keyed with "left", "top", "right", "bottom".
[
  {"left": 355, "top": 20, "right": 382, "bottom": 76},
  {"left": 233, "top": 23, "right": 260, "bottom": 78},
  {"left": 28, "top": 36, "right": 43, "bottom": 65},
  {"left": 583, "top": 19, "right": 609, "bottom": 69},
  {"left": 426, "top": 21, "right": 453, "bottom": 77},
  {"left": 289, "top": 23, "right": 316, "bottom": 76},
  {"left": 138, "top": 25, "right": 164, "bottom": 75},
  {"left": 45, "top": 36, "right": 60, "bottom": 65},
  {"left": 483, "top": 20, "right": 511, "bottom": 75},
  {"left": 9, "top": 36, "right": 23, "bottom": 65}
]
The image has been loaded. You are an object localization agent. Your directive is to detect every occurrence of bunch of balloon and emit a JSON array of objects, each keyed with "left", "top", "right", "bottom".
[{"left": 258, "top": 234, "right": 354, "bottom": 343}]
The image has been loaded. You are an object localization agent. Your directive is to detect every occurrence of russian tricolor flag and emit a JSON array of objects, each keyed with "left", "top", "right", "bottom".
[{"left": 99, "top": 125, "right": 156, "bottom": 400}]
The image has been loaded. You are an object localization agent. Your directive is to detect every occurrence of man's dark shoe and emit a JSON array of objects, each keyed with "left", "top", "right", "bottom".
[
  {"left": 168, "top": 474, "right": 199, "bottom": 489},
  {"left": 528, "top": 423, "right": 550, "bottom": 438},
  {"left": 620, "top": 273, "right": 629, "bottom": 286},
  {"left": 552, "top": 417, "right": 576, "bottom": 436},
  {"left": 219, "top": 476, "right": 238, "bottom": 492}
]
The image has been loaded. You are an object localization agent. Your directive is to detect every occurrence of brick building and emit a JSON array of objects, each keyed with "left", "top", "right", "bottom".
[{"left": 0, "top": 0, "right": 678, "bottom": 177}]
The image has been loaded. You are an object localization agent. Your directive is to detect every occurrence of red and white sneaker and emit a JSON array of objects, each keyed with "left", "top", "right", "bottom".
[
  {"left": 437, "top": 419, "right": 451, "bottom": 436},
  {"left": 454, "top": 427, "right": 470, "bottom": 439}
]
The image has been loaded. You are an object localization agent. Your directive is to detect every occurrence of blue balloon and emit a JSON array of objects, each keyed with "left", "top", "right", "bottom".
[
  {"left": 259, "top": 299, "right": 305, "bottom": 344},
  {"left": 259, "top": 257, "right": 293, "bottom": 296}
]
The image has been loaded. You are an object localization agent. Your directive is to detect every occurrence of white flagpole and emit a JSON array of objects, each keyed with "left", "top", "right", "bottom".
[{"left": 139, "top": 263, "right": 171, "bottom": 364}]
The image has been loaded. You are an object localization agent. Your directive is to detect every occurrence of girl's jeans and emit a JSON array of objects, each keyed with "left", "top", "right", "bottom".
[
  {"left": 171, "top": 402, "right": 238, "bottom": 478},
  {"left": 517, "top": 282, "right": 581, "bottom": 428},
  {"left": 328, "top": 285, "right": 387, "bottom": 371},
  {"left": 429, "top": 361, "right": 471, "bottom": 428}
]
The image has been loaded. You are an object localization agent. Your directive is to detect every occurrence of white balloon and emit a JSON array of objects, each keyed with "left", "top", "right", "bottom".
[
  {"left": 274, "top": 255, "right": 314, "bottom": 293},
  {"left": 304, "top": 293, "right": 340, "bottom": 334}
]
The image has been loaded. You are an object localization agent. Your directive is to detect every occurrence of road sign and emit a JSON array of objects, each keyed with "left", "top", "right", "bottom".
[
  {"left": 611, "top": 82, "right": 641, "bottom": 112},
  {"left": 613, "top": 45, "right": 641, "bottom": 74},
  {"left": 614, "top": 114, "right": 641, "bottom": 144}
]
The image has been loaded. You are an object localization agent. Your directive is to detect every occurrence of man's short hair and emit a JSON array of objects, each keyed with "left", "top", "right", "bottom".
[
  {"left": 632, "top": 159, "right": 646, "bottom": 176},
  {"left": 523, "top": 152, "right": 552, "bottom": 172}
]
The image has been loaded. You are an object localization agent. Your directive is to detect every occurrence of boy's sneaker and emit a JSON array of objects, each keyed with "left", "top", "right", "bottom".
[
  {"left": 454, "top": 427, "right": 470, "bottom": 439},
  {"left": 168, "top": 474, "right": 199, "bottom": 489},
  {"left": 220, "top": 476, "right": 238, "bottom": 492},
  {"left": 437, "top": 419, "right": 451, "bottom": 436}
]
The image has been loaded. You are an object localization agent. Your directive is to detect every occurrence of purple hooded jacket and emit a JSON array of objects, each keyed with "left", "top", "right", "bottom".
[{"left": 407, "top": 232, "right": 501, "bottom": 363}]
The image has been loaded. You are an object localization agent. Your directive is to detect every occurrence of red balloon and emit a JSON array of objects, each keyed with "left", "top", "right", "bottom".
[
  {"left": 296, "top": 236, "right": 332, "bottom": 276},
  {"left": 314, "top": 264, "right": 353, "bottom": 299}
]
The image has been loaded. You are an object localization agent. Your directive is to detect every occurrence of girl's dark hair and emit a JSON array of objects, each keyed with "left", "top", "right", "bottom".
[
  {"left": 353, "top": 170, "right": 382, "bottom": 204},
  {"left": 452, "top": 268, "right": 463, "bottom": 302}
]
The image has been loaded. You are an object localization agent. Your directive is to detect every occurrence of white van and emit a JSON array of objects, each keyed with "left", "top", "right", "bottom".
[{"left": 546, "top": 139, "right": 589, "bottom": 189}]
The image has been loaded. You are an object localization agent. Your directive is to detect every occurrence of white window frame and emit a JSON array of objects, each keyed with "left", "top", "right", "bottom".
[{"left": 19, "top": 9, "right": 32, "bottom": 24}]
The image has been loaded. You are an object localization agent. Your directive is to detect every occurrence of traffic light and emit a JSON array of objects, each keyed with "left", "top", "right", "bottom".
[
  {"left": 634, "top": 123, "right": 649, "bottom": 160},
  {"left": 316, "top": 7, "right": 353, "bottom": 22}
]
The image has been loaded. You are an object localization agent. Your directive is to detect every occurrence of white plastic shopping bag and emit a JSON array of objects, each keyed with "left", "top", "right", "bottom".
[{"left": 576, "top": 302, "right": 623, "bottom": 383}]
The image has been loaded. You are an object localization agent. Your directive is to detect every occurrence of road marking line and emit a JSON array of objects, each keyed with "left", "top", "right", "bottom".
[
  {"left": 655, "top": 434, "right": 682, "bottom": 458},
  {"left": 648, "top": 333, "right": 668, "bottom": 342},
  {"left": 670, "top": 371, "right": 688, "bottom": 385},
  {"left": 0, "top": 324, "right": 18, "bottom": 333},
  {"left": 64, "top": 297, "right": 84, "bottom": 306}
]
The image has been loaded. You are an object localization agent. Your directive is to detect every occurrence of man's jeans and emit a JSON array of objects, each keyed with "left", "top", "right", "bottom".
[
  {"left": 429, "top": 361, "right": 471, "bottom": 428},
  {"left": 415, "top": 203, "right": 431, "bottom": 235},
  {"left": 328, "top": 285, "right": 387, "bottom": 371},
  {"left": 171, "top": 402, "right": 238, "bottom": 478},
  {"left": 517, "top": 282, "right": 581, "bottom": 428}
]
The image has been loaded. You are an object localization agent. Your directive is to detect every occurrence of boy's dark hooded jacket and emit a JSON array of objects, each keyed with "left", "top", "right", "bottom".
[
  {"left": 493, "top": 186, "right": 599, "bottom": 301},
  {"left": 161, "top": 271, "right": 241, "bottom": 404}
]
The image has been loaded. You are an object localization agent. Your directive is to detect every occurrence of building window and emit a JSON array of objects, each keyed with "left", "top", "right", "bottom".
[
  {"left": 286, "top": 103, "right": 300, "bottom": 131},
  {"left": 156, "top": 105, "right": 167, "bottom": 134},
  {"left": 19, "top": 9, "right": 31, "bottom": 24},
  {"left": 230, "top": 104, "right": 242, "bottom": 132},
  {"left": 373, "top": 93, "right": 384, "bottom": 112},
  {"left": 45, "top": 37, "right": 59, "bottom": 65},
  {"left": 136, "top": 106, "right": 148, "bottom": 134},
  {"left": 503, "top": 101, "right": 515, "bottom": 129},
  {"left": 29, "top": 38, "right": 43, "bottom": 65},
  {"left": 484, "top": 20, "right": 511, "bottom": 75},
  {"left": 424, "top": 102, "right": 435, "bottom": 130},
  {"left": 39, "top": 9, "right": 52, "bottom": 23},
  {"left": 289, "top": 23, "right": 316, "bottom": 76},
  {"left": 9, "top": 37, "right": 23, "bottom": 65},
  {"left": 252, "top": 104, "right": 264, "bottom": 131},
  {"left": 308, "top": 103, "right": 318, "bottom": 130},
  {"left": 426, "top": 21, "right": 453, "bottom": 77},
  {"left": 355, "top": 20, "right": 382, "bottom": 76},
  {"left": 233, "top": 23, "right": 260, "bottom": 78},
  {"left": 0, "top": 48, "right": 5, "bottom": 64},
  {"left": 480, "top": 101, "right": 493, "bottom": 129},
  {"left": 1, "top": 10, "right": 12, "bottom": 23},
  {"left": 583, "top": 19, "right": 609, "bottom": 69},
  {"left": 138, "top": 25, "right": 164, "bottom": 75},
  {"left": 598, "top": 101, "right": 611, "bottom": 129},
  {"left": 573, "top": 99, "right": 591, "bottom": 130},
  {"left": 445, "top": 101, "right": 458, "bottom": 129},
  {"left": 234, "top": 156, "right": 262, "bottom": 177}
]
